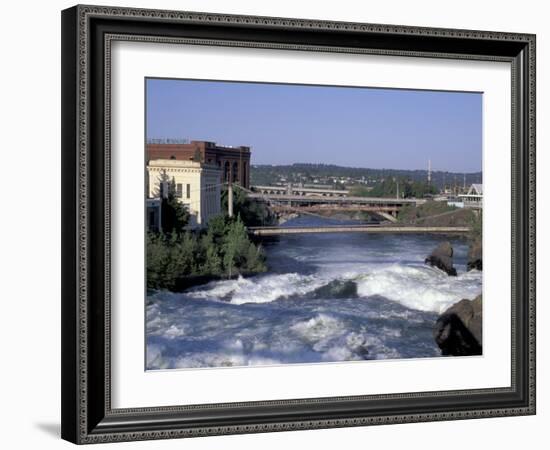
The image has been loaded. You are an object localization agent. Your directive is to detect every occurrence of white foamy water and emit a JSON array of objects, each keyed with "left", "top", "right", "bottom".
[
  {"left": 187, "top": 273, "right": 326, "bottom": 305},
  {"left": 356, "top": 264, "right": 482, "bottom": 314},
  {"left": 146, "top": 218, "right": 482, "bottom": 370},
  {"left": 186, "top": 263, "right": 480, "bottom": 314}
]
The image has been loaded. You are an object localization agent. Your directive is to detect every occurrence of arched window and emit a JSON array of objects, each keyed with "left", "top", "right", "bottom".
[
  {"left": 224, "top": 161, "right": 230, "bottom": 182},
  {"left": 232, "top": 161, "right": 238, "bottom": 183}
]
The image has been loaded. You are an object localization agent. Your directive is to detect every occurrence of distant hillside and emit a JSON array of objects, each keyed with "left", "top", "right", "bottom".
[{"left": 250, "top": 163, "right": 482, "bottom": 190}]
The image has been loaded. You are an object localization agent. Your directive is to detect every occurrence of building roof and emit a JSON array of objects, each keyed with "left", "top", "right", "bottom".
[
  {"left": 147, "top": 159, "right": 221, "bottom": 171},
  {"left": 469, "top": 183, "right": 483, "bottom": 195}
]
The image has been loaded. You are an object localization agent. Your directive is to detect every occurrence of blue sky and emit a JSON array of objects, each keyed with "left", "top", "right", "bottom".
[{"left": 146, "top": 78, "right": 482, "bottom": 173}]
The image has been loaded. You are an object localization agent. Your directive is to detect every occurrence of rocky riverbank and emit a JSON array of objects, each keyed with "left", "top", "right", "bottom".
[
  {"left": 424, "top": 240, "right": 483, "bottom": 356},
  {"left": 433, "top": 294, "right": 482, "bottom": 356}
]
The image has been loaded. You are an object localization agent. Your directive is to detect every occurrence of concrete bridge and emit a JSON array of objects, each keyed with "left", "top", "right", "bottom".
[
  {"left": 248, "top": 225, "right": 470, "bottom": 236},
  {"left": 247, "top": 193, "right": 423, "bottom": 205},
  {"left": 252, "top": 185, "right": 349, "bottom": 197},
  {"left": 246, "top": 192, "right": 425, "bottom": 223}
]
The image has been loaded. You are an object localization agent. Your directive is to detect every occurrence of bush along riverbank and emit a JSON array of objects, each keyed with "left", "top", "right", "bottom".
[{"left": 147, "top": 214, "right": 267, "bottom": 291}]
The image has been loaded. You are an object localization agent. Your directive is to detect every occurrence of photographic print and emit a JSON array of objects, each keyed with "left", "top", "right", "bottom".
[
  {"left": 61, "top": 8, "right": 535, "bottom": 442},
  {"left": 145, "top": 79, "right": 483, "bottom": 370}
]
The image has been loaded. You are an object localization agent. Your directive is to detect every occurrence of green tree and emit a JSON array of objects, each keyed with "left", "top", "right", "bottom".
[
  {"left": 369, "top": 178, "right": 401, "bottom": 198},
  {"left": 199, "top": 218, "right": 227, "bottom": 275},
  {"left": 147, "top": 232, "right": 171, "bottom": 289},
  {"left": 348, "top": 185, "right": 372, "bottom": 197},
  {"left": 152, "top": 171, "right": 191, "bottom": 233},
  {"left": 222, "top": 216, "right": 251, "bottom": 278},
  {"left": 147, "top": 232, "right": 191, "bottom": 290},
  {"left": 146, "top": 214, "right": 266, "bottom": 290},
  {"left": 161, "top": 194, "right": 190, "bottom": 234},
  {"left": 221, "top": 186, "right": 275, "bottom": 226},
  {"left": 204, "top": 214, "right": 229, "bottom": 246},
  {"left": 245, "top": 242, "right": 266, "bottom": 272}
]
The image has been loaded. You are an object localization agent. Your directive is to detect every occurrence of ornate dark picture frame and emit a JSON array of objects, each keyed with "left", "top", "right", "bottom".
[{"left": 61, "top": 4, "right": 536, "bottom": 444}]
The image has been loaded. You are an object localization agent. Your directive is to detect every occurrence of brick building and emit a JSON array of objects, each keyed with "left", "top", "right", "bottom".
[{"left": 146, "top": 140, "right": 251, "bottom": 188}]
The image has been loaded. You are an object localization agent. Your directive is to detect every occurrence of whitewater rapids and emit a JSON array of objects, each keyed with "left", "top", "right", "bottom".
[{"left": 146, "top": 217, "right": 481, "bottom": 370}]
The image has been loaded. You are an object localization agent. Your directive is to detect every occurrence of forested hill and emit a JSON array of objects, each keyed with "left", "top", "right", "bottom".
[{"left": 250, "top": 163, "right": 482, "bottom": 190}]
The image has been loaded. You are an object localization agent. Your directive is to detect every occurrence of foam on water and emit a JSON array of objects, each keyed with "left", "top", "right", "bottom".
[
  {"left": 146, "top": 225, "right": 482, "bottom": 369},
  {"left": 356, "top": 264, "right": 482, "bottom": 314},
  {"left": 187, "top": 273, "right": 326, "bottom": 305},
  {"left": 185, "top": 263, "right": 481, "bottom": 314}
]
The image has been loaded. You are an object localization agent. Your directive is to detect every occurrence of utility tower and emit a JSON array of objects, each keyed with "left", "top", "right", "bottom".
[
  {"left": 427, "top": 159, "right": 432, "bottom": 185},
  {"left": 227, "top": 181, "right": 234, "bottom": 218}
]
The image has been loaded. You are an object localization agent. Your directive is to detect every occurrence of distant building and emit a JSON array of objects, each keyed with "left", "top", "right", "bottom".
[
  {"left": 147, "top": 159, "right": 222, "bottom": 228},
  {"left": 458, "top": 183, "right": 483, "bottom": 208},
  {"left": 146, "top": 140, "right": 251, "bottom": 188}
]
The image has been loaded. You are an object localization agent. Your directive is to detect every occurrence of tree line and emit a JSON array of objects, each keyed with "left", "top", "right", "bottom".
[{"left": 350, "top": 178, "right": 438, "bottom": 199}]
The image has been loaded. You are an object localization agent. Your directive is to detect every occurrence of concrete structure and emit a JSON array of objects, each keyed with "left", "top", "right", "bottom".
[
  {"left": 459, "top": 183, "right": 483, "bottom": 208},
  {"left": 247, "top": 193, "right": 423, "bottom": 206},
  {"left": 253, "top": 185, "right": 349, "bottom": 197},
  {"left": 248, "top": 225, "right": 471, "bottom": 236},
  {"left": 147, "top": 159, "right": 222, "bottom": 228},
  {"left": 246, "top": 191, "right": 425, "bottom": 223},
  {"left": 147, "top": 140, "right": 251, "bottom": 188}
]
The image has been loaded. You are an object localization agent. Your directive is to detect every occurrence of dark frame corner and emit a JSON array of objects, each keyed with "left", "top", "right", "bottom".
[{"left": 61, "top": 4, "right": 536, "bottom": 444}]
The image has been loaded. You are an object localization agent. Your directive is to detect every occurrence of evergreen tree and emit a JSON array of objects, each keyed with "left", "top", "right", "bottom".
[
  {"left": 221, "top": 185, "right": 275, "bottom": 226},
  {"left": 159, "top": 179, "right": 189, "bottom": 233},
  {"left": 222, "top": 216, "right": 250, "bottom": 278},
  {"left": 146, "top": 214, "right": 266, "bottom": 290}
]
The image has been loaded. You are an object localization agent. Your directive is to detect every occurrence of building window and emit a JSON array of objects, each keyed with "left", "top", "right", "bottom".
[
  {"left": 176, "top": 183, "right": 183, "bottom": 198},
  {"left": 186, "top": 183, "right": 191, "bottom": 199},
  {"left": 232, "top": 161, "right": 238, "bottom": 183},
  {"left": 224, "top": 161, "right": 230, "bottom": 182}
]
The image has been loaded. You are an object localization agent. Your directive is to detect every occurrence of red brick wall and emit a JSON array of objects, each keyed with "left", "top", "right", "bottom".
[
  {"left": 146, "top": 141, "right": 251, "bottom": 188},
  {"left": 146, "top": 142, "right": 204, "bottom": 161}
]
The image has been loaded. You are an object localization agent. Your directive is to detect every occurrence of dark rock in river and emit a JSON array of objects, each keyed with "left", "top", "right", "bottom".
[
  {"left": 310, "top": 280, "right": 358, "bottom": 299},
  {"left": 424, "top": 241, "right": 457, "bottom": 276},
  {"left": 433, "top": 295, "right": 482, "bottom": 356},
  {"left": 467, "top": 238, "right": 482, "bottom": 271}
]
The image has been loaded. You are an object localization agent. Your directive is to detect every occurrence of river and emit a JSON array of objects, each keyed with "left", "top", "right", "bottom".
[{"left": 146, "top": 216, "right": 482, "bottom": 370}]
